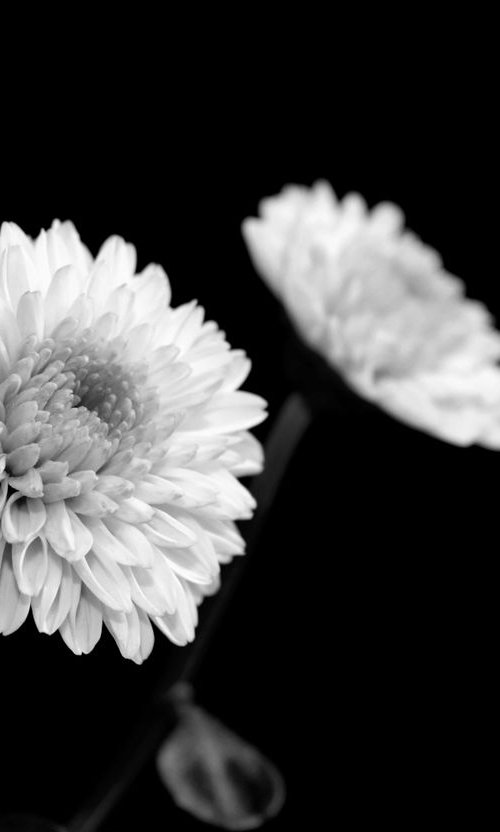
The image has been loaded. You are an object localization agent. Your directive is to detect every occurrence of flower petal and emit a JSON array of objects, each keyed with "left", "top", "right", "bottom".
[
  {"left": 73, "top": 551, "right": 132, "bottom": 612},
  {"left": 0, "top": 548, "right": 31, "bottom": 635},
  {"left": 1, "top": 494, "right": 46, "bottom": 543},
  {"left": 104, "top": 517, "right": 155, "bottom": 568},
  {"left": 17, "top": 291, "right": 44, "bottom": 341},
  {"left": 145, "top": 508, "right": 197, "bottom": 548},
  {"left": 84, "top": 517, "right": 145, "bottom": 566},
  {"left": 32, "top": 554, "right": 79, "bottom": 635},
  {"left": 104, "top": 605, "right": 141, "bottom": 660},
  {"left": 12, "top": 535, "right": 48, "bottom": 595},
  {"left": 44, "top": 502, "right": 93, "bottom": 560},
  {"left": 153, "top": 577, "right": 197, "bottom": 645},
  {"left": 60, "top": 588, "right": 103, "bottom": 655}
]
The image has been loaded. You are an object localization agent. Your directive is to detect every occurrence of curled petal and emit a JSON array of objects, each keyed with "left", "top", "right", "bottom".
[
  {"left": 12, "top": 536, "right": 48, "bottom": 596},
  {"left": 32, "top": 555, "right": 78, "bottom": 635},
  {"left": 0, "top": 548, "right": 31, "bottom": 635},
  {"left": 1, "top": 494, "right": 46, "bottom": 544}
]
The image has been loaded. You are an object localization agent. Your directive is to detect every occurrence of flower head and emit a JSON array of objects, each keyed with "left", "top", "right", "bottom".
[
  {"left": 0, "top": 220, "right": 266, "bottom": 662},
  {"left": 243, "top": 181, "right": 500, "bottom": 446}
]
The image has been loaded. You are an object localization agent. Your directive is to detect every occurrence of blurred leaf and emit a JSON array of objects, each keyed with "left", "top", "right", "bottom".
[{"left": 157, "top": 687, "right": 285, "bottom": 829}]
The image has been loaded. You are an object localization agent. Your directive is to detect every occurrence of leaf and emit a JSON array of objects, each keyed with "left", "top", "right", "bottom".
[{"left": 157, "top": 686, "right": 285, "bottom": 829}]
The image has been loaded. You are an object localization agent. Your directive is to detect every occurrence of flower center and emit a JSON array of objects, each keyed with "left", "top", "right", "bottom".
[
  {"left": 71, "top": 345, "right": 149, "bottom": 434},
  {"left": 0, "top": 323, "right": 161, "bottom": 490},
  {"left": 313, "top": 241, "right": 479, "bottom": 380}
]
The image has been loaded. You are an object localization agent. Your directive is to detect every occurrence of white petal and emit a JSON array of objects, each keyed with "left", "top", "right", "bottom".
[
  {"left": 0, "top": 478, "right": 9, "bottom": 513},
  {"left": 201, "top": 517, "right": 246, "bottom": 560},
  {"left": 12, "top": 535, "right": 48, "bottom": 595},
  {"left": 1, "top": 494, "right": 46, "bottom": 543},
  {"left": 60, "top": 588, "right": 103, "bottom": 655},
  {"left": 221, "top": 431, "right": 264, "bottom": 476},
  {"left": 40, "top": 477, "right": 81, "bottom": 502},
  {"left": 73, "top": 551, "right": 132, "bottom": 612},
  {"left": 9, "top": 467, "right": 44, "bottom": 497},
  {"left": 31, "top": 547, "right": 64, "bottom": 633},
  {"left": 68, "top": 490, "right": 118, "bottom": 517},
  {"left": 0, "top": 221, "right": 32, "bottom": 255},
  {"left": 104, "top": 517, "right": 155, "bottom": 568},
  {"left": 145, "top": 508, "right": 197, "bottom": 548},
  {"left": 6, "top": 443, "right": 41, "bottom": 476},
  {"left": 241, "top": 219, "right": 286, "bottom": 290},
  {"left": 17, "top": 291, "right": 44, "bottom": 341},
  {"left": 48, "top": 220, "right": 92, "bottom": 276},
  {"left": 132, "top": 609, "right": 155, "bottom": 663},
  {"left": 1, "top": 244, "right": 38, "bottom": 310},
  {"left": 153, "top": 579, "right": 196, "bottom": 646},
  {"left": 96, "top": 235, "right": 137, "bottom": 287},
  {"left": 44, "top": 265, "right": 83, "bottom": 335},
  {"left": 0, "top": 297, "right": 21, "bottom": 359},
  {"left": 124, "top": 565, "right": 172, "bottom": 616},
  {"left": 181, "top": 391, "right": 267, "bottom": 435},
  {"left": 38, "top": 460, "right": 70, "bottom": 483},
  {"left": 104, "top": 605, "right": 141, "bottom": 660},
  {"left": 32, "top": 555, "right": 79, "bottom": 635},
  {"left": 113, "top": 497, "right": 155, "bottom": 524},
  {"left": 94, "top": 475, "right": 134, "bottom": 500},
  {"left": 85, "top": 517, "right": 145, "bottom": 566},
  {"left": 0, "top": 548, "right": 31, "bottom": 635},
  {"left": 44, "top": 502, "right": 92, "bottom": 560},
  {"left": 162, "top": 542, "right": 216, "bottom": 585},
  {"left": 148, "top": 548, "right": 183, "bottom": 614},
  {"left": 133, "top": 474, "right": 182, "bottom": 505},
  {"left": 148, "top": 468, "right": 218, "bottom": 509},
  {"left": 86, "top": 260, "right": 114, "bottom": 308},
  {"left": 132, "top": 263, "right": 171, "bottom": 321},
  {"left": 104, "top": 285, "right": 135, "bottom": 331}
]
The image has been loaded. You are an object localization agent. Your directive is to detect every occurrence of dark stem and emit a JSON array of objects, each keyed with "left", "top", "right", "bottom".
[{"left": 67, "top": 392, "right": 312, "bottom": 832}]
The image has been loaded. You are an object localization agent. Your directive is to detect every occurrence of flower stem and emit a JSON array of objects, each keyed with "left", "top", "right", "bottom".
[
  {"left": 177, "top": 391, "right": 312, "bottom": 685},
  {"left": 67, "top": 392, "right": 312, "bottom": 832}
]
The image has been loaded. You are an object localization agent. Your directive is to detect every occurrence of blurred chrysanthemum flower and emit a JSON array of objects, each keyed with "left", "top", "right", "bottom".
[
  {"left": 0, "top": 221, "right": 266, "bottom": 662},
  {"left": 243, "top": 181, "right": 500, "bottom": 446}
]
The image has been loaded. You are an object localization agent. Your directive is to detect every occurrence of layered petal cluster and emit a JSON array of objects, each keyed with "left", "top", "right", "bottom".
[
  {"left": 0, "top": 220, "right": 266, "bottom": 661},
  {"left": 243, "top": 181, "right": 500, "bottom": 446}
]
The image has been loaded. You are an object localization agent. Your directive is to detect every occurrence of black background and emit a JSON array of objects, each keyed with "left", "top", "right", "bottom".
[{"left": 0, "top": 34, "right": 497, "bottom": 830}]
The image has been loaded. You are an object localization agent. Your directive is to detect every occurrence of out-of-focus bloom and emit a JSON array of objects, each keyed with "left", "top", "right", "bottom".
[
  {"left": 0, "top": 221, "right": 266, "bottom": 662},
  {"left": 157, "top": 684, "right": 285, "bottom": 830},
  {"left": 243, "top": 181, "right": 500, "bottom": 446}
]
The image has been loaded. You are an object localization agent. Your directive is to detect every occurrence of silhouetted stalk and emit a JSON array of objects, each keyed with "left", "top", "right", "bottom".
[{"left": 68, "top": 392, "right": 312, "bottom": 832}]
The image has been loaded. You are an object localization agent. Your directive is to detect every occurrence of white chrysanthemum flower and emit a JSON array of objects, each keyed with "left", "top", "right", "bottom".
[
  {"left": 243, "top": 180, "right": 500, "bottom": 447},
  {"left": 0, "top": 220, "right": 266, "bottom": 662}
]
